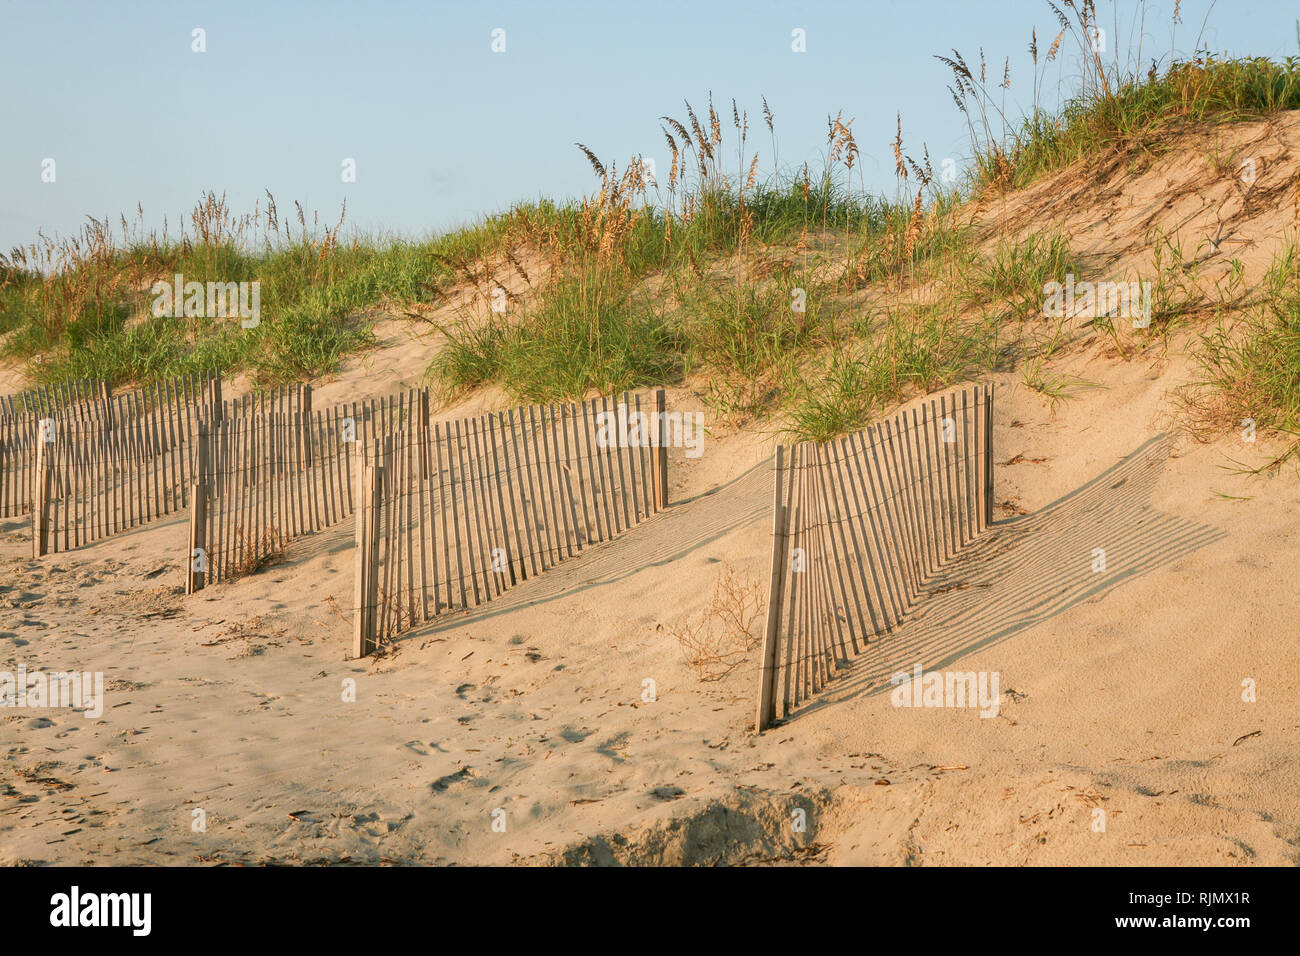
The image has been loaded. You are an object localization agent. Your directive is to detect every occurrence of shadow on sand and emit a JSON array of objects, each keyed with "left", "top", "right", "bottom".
[
  {"left": 392, "top": 459, "right": 774, "bottom": 640},
  {"left": 792, "top": 433, "right": 1227, "bottom": 721}
]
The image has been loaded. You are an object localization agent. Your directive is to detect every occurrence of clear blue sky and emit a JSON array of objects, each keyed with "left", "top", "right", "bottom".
[{"left": 2, "top": 0, "right": 1296, "bottom": 254}]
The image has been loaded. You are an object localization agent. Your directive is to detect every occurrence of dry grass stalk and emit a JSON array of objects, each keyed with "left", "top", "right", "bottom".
[
  {"left": 231, "top": 525, "right": 288, "bottom": 577},
  {"left": 670, "top": 563, "right": 765, "bottom": 681}
]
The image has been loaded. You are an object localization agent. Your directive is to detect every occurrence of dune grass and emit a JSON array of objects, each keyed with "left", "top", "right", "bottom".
[
  {"left": 431, "top": 266, "right": 677, "bottom": 401},
  {"left": 0, "top": 194, "right": 487, "bottom": 387},
  {"left": 424, "top": 97, "right": 988, "bottom": 430},
  {"left": 1188, "top": 240, "right": 1300, "bottom": 460},
  {"left": 943, "top": 1, "right": 1300, "bottom": 193},
  {"left": 5, "top": 1, "right": 1300, "bottom": 446}
]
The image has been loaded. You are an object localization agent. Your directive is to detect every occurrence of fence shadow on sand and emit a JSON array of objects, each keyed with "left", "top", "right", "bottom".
[
  {"left": 793, "top": 433, "right": 1228, "bottom": 720},
  {"left": 387, "top": 459, "right": 773, "bottom": 641}
]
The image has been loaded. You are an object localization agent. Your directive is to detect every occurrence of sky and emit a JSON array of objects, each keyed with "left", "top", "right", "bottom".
[{"left": 2, "top": 0, "right": 1297, "bottom": 254}]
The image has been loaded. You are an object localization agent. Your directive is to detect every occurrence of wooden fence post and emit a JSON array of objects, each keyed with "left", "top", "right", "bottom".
[
  {"left": 419, "top": 389, "right": 430, "bottom": 480},
  {"left": 186, "top": 422, "right": 210, "bottom": 594},
  {"left": 367, "top": 448, "right": 384, "bottom": 649},
  {"left": 98, "top": 381, "right": 113, "bottom": 452},
  {"left": 296, "top": 384, "right": 312, "bottom": 471},
  {"left": 352, "top": 441, "right": 370, "bottom": 658},
  {"left": 209, "top": 376, "right": 223, "bottom": 425},
  {"left": 32, "top": 419, "right": 53, "bottom": 558},
  {"left": 187, "top": 479, "right": 208, "bottom": 594},
  {"left": 983, "top": 384, "right": 994, "bottom": 527},
  {"left": 352, "top": 441, "right": 383, "bottom": 658},
  {"left": 756, "top": 445, "right": 788, "bottom": 732},
  {"left": 98, "top": 382, "right": 113, "bottom": 426},
  {"left": 0, "top": 424, "right": 8, "bottom": 516},
  {"left": 653, "top": 388, "right": 668, "bottom": 511}
]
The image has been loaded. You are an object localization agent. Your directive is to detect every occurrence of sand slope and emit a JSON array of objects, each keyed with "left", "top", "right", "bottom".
[{"left": 3, "top": 116, "right": 1299, "bottom": 866}]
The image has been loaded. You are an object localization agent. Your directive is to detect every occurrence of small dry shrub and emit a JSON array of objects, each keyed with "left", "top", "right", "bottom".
[
  {"left": 671, "top": 563, "right": 764, "bottom": 681},
  {"left": 231, "top": 525, "right": 288, "bottom": 576}
]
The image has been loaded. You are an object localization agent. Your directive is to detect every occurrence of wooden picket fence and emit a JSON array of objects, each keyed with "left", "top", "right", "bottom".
[
  {"left": 21, "top": 375, "right": 223, "bottom": 554},
  {"left": 353, "top": 390, "right": 669, "bottom": 656},
  {"left": 11, "top": 375, "right": 675, "bottom": 663},
  {"left": 0, "top": 378, "right": 107, "bottom": 422},
  {"left": 185, "top": 387, "right": 410, "bottom": 590},
  {"left": 755, "top": 384, "right": 994, "bottom": 731},
  {"left": 0, "top": 379, "right": 108, "bottom": 518}
]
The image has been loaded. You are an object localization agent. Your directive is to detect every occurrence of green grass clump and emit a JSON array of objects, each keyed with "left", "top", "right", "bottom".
[
  {"left": 966, "top": 231, "right": 1077, "bottom": 322},
  {"left": 675, "top": 273, "right": 821, "bottom": 380},
  {"left": 788, "top": 301, "right": 1004, "bottom": 442},
  {"left": 1191, "top": 241, "right": 1300, "bottom": 439},
  {"left": 429, "top": 97, "right": 978, "bottom": 422},
  {"left": 431, "top": 268, "right": 676, "bottom": 402},
  {"left": 0, "top": 193, "right": 503, "bottom": 388},
  {"left": 1005, "top": 55, "right": 1300, "bottom": 190},
  {"left": 944, "top": 3, "right": 1300, "bottom": 194}
]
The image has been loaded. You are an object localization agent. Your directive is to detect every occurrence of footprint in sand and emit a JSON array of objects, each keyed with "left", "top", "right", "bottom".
[
  {"left": 596, "top": 732, "right": 631, "bottom": 762},
  {"left": 431, "top": 767, "right": 476, "bottom": 792}
]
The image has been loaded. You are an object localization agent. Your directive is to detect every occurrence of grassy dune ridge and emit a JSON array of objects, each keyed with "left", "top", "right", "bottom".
[{"left": 3, "top": 1, "right": 1300, "bottom": 445}]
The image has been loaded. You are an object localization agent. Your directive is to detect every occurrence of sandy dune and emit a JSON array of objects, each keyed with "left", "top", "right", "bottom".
[
  {"left": 2, "top": 355, "right": 1296, "bottom": 865},
  {"left": 2, "top": 116, "right": 1299, "bottom": 866}
]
